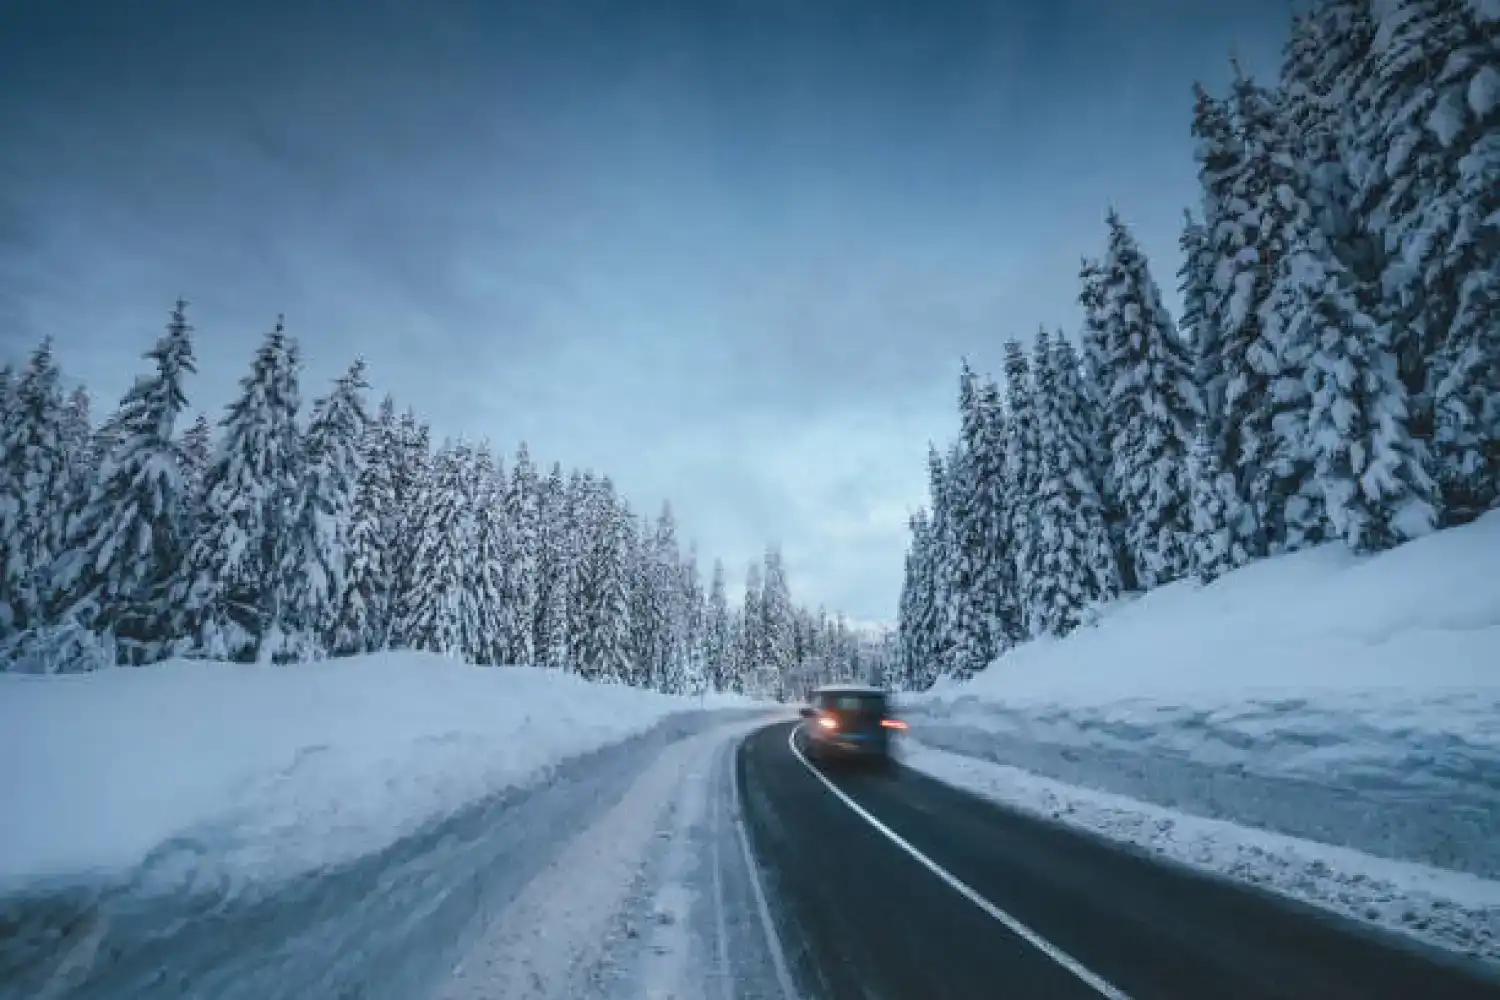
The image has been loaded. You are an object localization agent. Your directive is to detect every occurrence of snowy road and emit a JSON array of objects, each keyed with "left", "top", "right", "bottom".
[
  {"left": 0, "top": 709, "right": 790, "bottom": 1000},
  {"left": 434, "top": 715, "right": 796, "bottom": 1000}
]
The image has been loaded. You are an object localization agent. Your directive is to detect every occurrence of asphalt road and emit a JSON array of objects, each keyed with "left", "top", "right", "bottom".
[{"left": 737, "top": 721, "right": 1500, "bottom": 1000}]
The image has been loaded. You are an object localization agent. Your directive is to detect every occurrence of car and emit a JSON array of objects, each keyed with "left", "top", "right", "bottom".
[{"left": 798, "top": 683, "right": 906, "bottom": 772}]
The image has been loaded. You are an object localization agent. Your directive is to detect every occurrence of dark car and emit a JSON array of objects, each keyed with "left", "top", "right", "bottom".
[{"left": 799, "top": 683, "right": 906, "bottom": 771}]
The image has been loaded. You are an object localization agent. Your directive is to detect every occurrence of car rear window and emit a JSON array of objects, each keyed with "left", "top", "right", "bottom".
[{"left": 820, "top": 693, "right": 886, "bottom": 712}]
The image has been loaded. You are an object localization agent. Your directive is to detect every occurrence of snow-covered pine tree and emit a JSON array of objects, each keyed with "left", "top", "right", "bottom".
[
  {"left": 943, "top": 363, "right": 992, "bottom": 680},
  {"left": 0, "top": 339, "right": 71, "bottom": 634},
  {"left": 401, "top": 440, "right": 472, "bottom": 657},
  {"left": 500, "top": 443, "right": 539, "bottom": 666},
  {"left": 1284, "top": 236, "right": 1441, "bottom": 550},
  {"left": 678, "top": 545, "right": 707, "bottom": 695},
  {"left": 384, "top": 408, "right": 430, "bottom": 648},
  {"left": 1192, "top": 80, "right": 1274, "bottom": 563},
  {"left": 574, "top": 477, "right": 634, "bottom": 683},
  {"left": 59, "top": 385, "right": 94, "bottom": 527},
  {"left": 278, "top": 359, "right": 368, "bottom": 662},
  {"left": 1096, "top": 211, "right": 1199, "bottom": 587},
  {"left": 533, "top": 461, "right": 573, "bottom": 670},
  {"left": 179, "top": 318, "right": 302, "bottom": 661},
  {"left": 761, "top": 546, "right": 795, "bottom": 699},
  {"left": 178, "top": 413, "right": 213, "bottom": 521},
  {"left": 705, "top": 558, "right": 731, "bottom": 691},
  {"left": 336, "top": 396, "right": 395, "bottom": 654},
  {"left": 1187, "top": 428, "right": 1239, "bottom": 582},
  {"left": 978, "top": 376, "right": 1024, "bottom": 646},
  {"left": 739, "top": 559, "right": 764, "bottom": 694},
  {"left": 51, "top": 301, "right": 196, "bottom": 663},
  {"left": 1026, "top": 329, "right": 1119, "bottom": 636},
  {"left": 1347, "top": 0, "right": 1499, "bottom": 520},
  {"left": 1000, "top": 338, "right": 1042, "bottom": 623},
  {"left": 465, "top": 444, "right": 507, "bottom": 664}
]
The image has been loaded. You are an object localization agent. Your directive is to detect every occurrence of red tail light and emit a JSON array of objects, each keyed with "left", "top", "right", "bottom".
[
  {"left": 881, "top": 718, "right": 908, "bottom": 730},
  {"left": 816, "top": 715, "right": 838, "bottom": 730}
]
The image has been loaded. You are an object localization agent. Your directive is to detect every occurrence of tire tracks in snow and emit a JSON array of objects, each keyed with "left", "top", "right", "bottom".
[{"left": 434, "top": 717, "right": 791, "bottom": 1000}]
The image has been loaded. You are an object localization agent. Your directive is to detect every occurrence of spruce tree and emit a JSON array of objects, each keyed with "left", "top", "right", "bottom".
[
  {"left": 337, "top": 397, "right": 395, "bottom": 654},
  {"left": 705, "top": 558, "right": 731, "bottom": 690},
  {"left": 279, "top": 359, "right": 368, "bottom": 661},
  {"left": 1, "top": 339, "right": 70, "bottom": 633},
  {"left": 52, "top": 302, "right": 196, "bottom": 662},
  {"left": 179, "top": 319, "right": 302, "bottom": 661},
  {"left": 402, "top": 441, "right": 471, "bottom": 656},
  {"left": 1096, "top": 211, "right": 1199, "bottom": 586}
]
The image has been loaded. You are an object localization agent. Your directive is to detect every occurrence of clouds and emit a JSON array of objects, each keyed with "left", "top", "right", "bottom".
[{"left": 0, "top": 0, "right": 1288, "bottom": 621}]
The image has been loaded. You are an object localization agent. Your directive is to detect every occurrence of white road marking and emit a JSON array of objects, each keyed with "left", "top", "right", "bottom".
[
  {"left": 788, "top": 725, "right": 1134, "bottom": 1000},
  {"left": 732, "top": 732, "right": 803, "bottom": 1000}
]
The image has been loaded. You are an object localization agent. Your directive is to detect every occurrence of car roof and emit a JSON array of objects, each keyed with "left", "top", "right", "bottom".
[{"left": 812, "top": 683, "right": 885, "bottom": 695}]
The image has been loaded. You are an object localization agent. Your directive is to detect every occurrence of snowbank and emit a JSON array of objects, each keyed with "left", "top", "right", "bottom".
[
  {"left": 0, "top": 653, "right": 763, "bottom": 890},
  {"left": 902, "top": 512, "right": 1500, "bottom": 880}
]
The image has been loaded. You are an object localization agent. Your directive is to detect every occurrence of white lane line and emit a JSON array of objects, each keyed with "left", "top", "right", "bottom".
[
  {"left": 788, "top": 725, "right": 1133, "bottom": 1000},
  {"left": 732, "top": 732, "right": 803, "bottom": 1000}
]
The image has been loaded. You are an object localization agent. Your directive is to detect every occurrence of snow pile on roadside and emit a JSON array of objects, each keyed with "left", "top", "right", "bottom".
[
  {"left": 0, "top": 654, "right": 763, "bottom": 890},
  {"left": 906, "top": 741, "right": 1500, "bottom": 965},
  {"left": 901, "top": 511, "right": 1500, "bottom": 879}
]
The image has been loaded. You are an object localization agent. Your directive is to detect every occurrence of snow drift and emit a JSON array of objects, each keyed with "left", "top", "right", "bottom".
[
  {"left": 0, "top": 654, "right": 769, "bottom": 1000},
  {"left": 901, "top": 512, "right": 1500, "bottom": 959},
  {"left": 0, "top": 654, "right": 760, "bottom": 889}
]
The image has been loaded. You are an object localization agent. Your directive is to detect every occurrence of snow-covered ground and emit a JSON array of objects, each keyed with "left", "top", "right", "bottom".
[
  {"left": 900, "top": 511, "right": 1500, "bottom": 963},
  {"left": 0, "top": 654, "right": 780, "bottom": 1000}
]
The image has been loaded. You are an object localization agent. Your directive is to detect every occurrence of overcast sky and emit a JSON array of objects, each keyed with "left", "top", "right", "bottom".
[{"left": 0, "top": 0, "right": 1288, "bottom": 625}]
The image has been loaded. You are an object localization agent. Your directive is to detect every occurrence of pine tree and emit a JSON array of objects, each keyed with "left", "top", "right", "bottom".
[
  {"left": 1027, "top": 329, "right": 1120, "bottom": 636},
  {"left": 1000, "top": 338, "right": 1043, "bottom": 623},
  {"left": 2, "top": 340, "right": 74, "bottom": 633},
  {"left": 178, "top": 413, "right": 213, "bottom": 519},
  {"left": 1347, "top": 0, "right": 1497, "bottom": 519},
  {"left": 385, "top": 409, "right": 430, "bottom": 647},
  {"left": 574, "top": 478, "right": 634, "bottom": 683},
  {"left": 501, "top": 443, "right": 539, "bottom": 665},
  {"left": 943, "top": 363, "right": 993, "bottom": 679},
  {"left": 1187, "top": 429, "right": 1239, "bottom": 582},
  {"left": 277, "top": 359, "right": 368, "bottom": 661},
  {"left": 1096, "top": 211, "right": 1199, "bottom": 587},
  {"left": 402, "top": 441, "right": 471, "bottom": 656},
  {"left": 1288, "top": 238, "right": 1441, "bottom": 549},
  {"left": 466, "top": 445, "right": 507, "bottom": 664},
  {"left": 761, "top": 546, "right": 795, "bottom": 699},
  {"left": 705, "top": 558, "right": 731, "bottom": 690},
  {"left": 740, "top": 559, "right": 764, "bottom": 694},
  {"left": 337, "top": 397, "right": 395, "bottom": 654},
  {"left": 534, "top": 462, "right": 573, "bottom": 670},
  {"left": 1192, "top": 80, "right": 1272, "bottom": 563},
  {"left": 179, "top": 319, "right": 303, "bottom": 661},
  {"left": 51, "top": 302, "right": 196, "bottom": 662},
  {"left": 59, "top": 385, "right": 94, "bottom": 527}
]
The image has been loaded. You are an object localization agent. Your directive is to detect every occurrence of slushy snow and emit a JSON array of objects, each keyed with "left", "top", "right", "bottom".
[
  {"left": 901, "top": 510, "right": 1500, "bottom": 964},
  {"left": 0, "top": 653, "right": 762, "bottom": 890}
]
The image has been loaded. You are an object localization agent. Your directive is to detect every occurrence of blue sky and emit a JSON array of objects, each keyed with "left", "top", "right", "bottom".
[{"left": 0, "top": 0, "right": 1288, "bottom": 624}]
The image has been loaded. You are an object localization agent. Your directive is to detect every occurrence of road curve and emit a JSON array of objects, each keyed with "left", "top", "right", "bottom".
[{"left": 736, "top": 720, "right": 1500, "bottom": 1000}]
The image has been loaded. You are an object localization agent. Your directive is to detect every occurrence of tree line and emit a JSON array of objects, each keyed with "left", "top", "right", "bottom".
[
  {"left": 897, "top": 0, "right": 1498, "bottom": 689},
  {"left": 0, "top": 308, "right": 892, "bottom": 695}
]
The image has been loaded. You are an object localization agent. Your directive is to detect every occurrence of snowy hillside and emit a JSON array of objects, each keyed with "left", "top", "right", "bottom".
[
  {"left": 0, "top": 654, "right": 765, "bottom": 890},
  {"left": 901, "top": 512, "right": 1500, "bottom": 961}
]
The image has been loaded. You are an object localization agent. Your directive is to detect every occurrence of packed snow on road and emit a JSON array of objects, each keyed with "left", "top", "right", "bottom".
[{"left": 900, "top": 510, "right": 1500, "bottom": 965}]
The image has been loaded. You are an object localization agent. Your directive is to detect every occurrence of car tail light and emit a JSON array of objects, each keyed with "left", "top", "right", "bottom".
[
  {"left": 816, "top": 715, "right": 838, "bottom": 730},
  {"left": 881, "top": 718, "right": 908, "bottom": 730}
]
